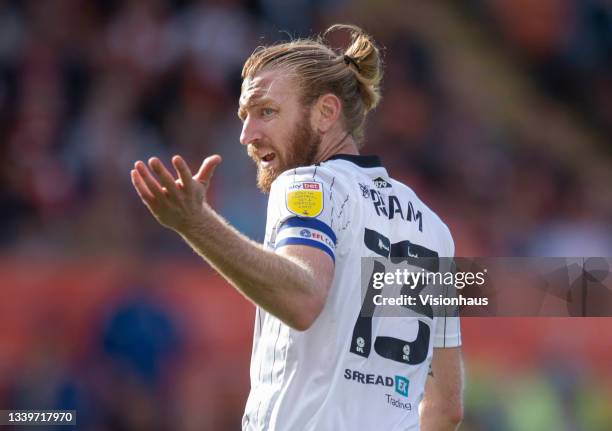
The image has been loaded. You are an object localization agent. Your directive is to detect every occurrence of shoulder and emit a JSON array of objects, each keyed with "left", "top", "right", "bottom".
[
  {"left": 266, "top": 165, "right": 350, "bottom": 261},
  {"left": 270, "top": 163, "right": 352, "bottom": 201},
  {"left": 273, "top": 163, "right": 343, "bottom": 185}
]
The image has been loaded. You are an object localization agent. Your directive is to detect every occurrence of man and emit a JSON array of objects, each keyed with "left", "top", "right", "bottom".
[{"left": 131, "top": 24, "right": 463, "bottom": 431}]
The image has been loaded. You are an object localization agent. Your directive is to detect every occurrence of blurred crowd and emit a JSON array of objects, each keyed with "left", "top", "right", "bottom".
[
  {"left": 1, "top": 0, "right": 612, "bottom": 430},
  {"left": 0, "top": 0, "right": 611, "bottom": 257}
]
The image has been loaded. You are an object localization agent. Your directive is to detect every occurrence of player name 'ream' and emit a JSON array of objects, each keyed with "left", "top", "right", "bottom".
[{"left": 367, "top": 188, "right": 423, "bottom": 232}]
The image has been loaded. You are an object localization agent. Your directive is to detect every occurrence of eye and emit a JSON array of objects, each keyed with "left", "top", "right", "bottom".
[{"left": 261, "top": 107, "right": 275, "bottom": 118}]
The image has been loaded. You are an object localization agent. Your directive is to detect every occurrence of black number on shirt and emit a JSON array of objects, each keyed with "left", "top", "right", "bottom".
[{"left": 349, "top": 228, "right": 439, "bottom": 365}]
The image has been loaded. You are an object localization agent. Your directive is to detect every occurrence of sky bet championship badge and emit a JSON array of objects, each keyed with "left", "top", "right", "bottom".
[{"left": 286, "top": 181, "right": 323, "bottom": 217}]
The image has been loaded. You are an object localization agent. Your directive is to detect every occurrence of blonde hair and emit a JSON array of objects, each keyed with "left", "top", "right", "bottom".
[{"left": 241, "top": 24, "right": 383, "bottom": 144}]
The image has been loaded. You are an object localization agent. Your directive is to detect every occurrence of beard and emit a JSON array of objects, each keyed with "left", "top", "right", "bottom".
[{"left": 249, "top": 115, "right": 321, "bottom": 193}]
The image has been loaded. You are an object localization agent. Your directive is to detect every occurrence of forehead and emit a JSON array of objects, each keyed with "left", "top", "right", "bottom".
[{"left": 239, "top": 69, "right": 298, "bottom": 108}]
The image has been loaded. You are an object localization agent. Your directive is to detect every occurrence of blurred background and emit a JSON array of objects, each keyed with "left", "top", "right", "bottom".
[{"left": 0, "top": 0, "right": 611, "bottom": 429}]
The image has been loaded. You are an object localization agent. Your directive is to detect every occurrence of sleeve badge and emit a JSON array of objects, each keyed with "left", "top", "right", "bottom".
[{"left": 285, "top": 181, "right": 324, "bottom": 217}]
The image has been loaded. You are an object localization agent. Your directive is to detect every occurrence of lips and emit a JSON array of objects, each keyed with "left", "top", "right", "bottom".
[
  {"left": 248, "top": 145, "right": 277, "bottom": 168},
  {"left": 259, "top": 152, "right": 276, "bottom": 169}
]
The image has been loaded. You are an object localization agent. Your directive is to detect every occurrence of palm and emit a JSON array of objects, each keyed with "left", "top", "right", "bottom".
[{"left": 130, "top": 154, "right": 222, "bottom": 232}]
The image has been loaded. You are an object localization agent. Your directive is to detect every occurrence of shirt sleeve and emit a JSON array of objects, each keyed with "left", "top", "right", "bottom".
[
  {"left": 433, "top": 315, "right": 461, "bottom": 348},
  {"left": 433, "top": 231, "right": 462, "bottom": 348},
  {"left": 265, "top": 165, "right": 351, "bottom": 263}
]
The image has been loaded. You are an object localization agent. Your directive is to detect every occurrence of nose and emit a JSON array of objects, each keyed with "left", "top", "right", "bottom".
[{"left": 240, "top": 116, "right": 262, "bottom": 147}]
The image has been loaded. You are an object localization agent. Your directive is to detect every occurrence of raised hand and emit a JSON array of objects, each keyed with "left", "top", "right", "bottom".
[{"left": 130, "top": 154, "right": 222, "bottom": 232}]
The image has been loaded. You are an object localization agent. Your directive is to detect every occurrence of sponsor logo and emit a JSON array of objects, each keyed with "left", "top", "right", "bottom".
[
  {"left": 310, "top": 231, "right": 335, "bottom": 249},
  {"left": 355, "top": 337, "right": 365, "bottom": 353},
  {"left": 286, "top": 181, "right": 323, "bottom": 217},
  {"left": 344, "top": 369, "right": 410, "bottom": 398},
  {"left": 395, "top": 375, "right": 409, "bottom": 397},
  {"left": 385, "top": 394, "right": 412, "bottom": 410},
  {"left": 374, "top": 177, "right": 392, "bottom": 188},
  {"left": 345, "top": 369, "right": 394, "bottom": 387},
  {"left": 292, "top": 228, "right": 335, "bottom": 249},
  {"left": 402, "top": 344, "right": 411, "bottom": 362}
]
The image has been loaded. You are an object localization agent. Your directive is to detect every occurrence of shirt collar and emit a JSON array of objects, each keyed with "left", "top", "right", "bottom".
[{"left": 324, "top": 154, "right": 382, "bottom": 168}]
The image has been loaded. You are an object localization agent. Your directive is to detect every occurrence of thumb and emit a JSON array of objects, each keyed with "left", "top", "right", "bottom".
[{"left": 194, "top": 155, "right": 222, "bottom": 184}]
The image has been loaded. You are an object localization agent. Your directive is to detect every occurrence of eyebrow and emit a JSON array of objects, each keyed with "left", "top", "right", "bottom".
[
  {"left": 239, "top": 96, "right": 274, "bottom": 110},
  {"left": 237, "top": 96, "right": 276, "bottom": 120}
]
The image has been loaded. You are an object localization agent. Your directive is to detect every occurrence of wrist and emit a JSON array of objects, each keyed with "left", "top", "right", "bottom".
[{"left": 175, "top": 203, "right": 214, "bottom": 238}]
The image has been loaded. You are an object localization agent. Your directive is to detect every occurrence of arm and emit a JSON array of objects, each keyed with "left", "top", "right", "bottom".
[
  {"left": 179, "top": 211, "right": 334, "bottom": 331},
  {"left": 419, "top": 347, "right": 464, "bottom": 431},
  {"left": 130, "top": 155, "right": 334, "bottom": 331}
]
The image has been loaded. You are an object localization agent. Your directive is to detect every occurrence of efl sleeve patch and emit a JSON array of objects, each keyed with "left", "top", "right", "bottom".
[
  {"left": 285, "top": 181, "right": 323, "bottom": 217},
  {"left": 275, "top": 217, "right": 337, "bottom": 262}
]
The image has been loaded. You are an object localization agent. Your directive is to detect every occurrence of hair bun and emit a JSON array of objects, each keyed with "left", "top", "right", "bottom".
[{"left": 326, "top": 24, "right": 383, "bottom": 112}]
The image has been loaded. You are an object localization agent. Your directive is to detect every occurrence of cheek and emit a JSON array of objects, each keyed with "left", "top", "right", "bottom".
[{"left": 266, "top": 121, "right": 292, "bottom": 149}]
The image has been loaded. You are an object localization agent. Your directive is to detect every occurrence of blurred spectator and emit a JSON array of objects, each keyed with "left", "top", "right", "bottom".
[{"left": 1, "top": 0, "right": 611, "bottom": 429}]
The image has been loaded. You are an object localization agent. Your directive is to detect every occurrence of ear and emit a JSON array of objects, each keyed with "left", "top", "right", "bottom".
[{"left": 311, "top": 93, "right": 342, "bottom": 134}]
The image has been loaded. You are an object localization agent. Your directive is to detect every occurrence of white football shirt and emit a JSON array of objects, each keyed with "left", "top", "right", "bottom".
[{"left": 242, "top": 154, "right": 461, "bottom": 431}]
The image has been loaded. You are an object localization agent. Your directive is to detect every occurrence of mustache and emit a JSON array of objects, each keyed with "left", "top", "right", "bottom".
[
  {"left": 246, "top": 144, "right": 257, "bottom": 160},
  {"left": 247, "top": 143, "right": 279, "bottom": 165},
  {"left": 247, "top": 144, "right": 265, "bottom": 160}
]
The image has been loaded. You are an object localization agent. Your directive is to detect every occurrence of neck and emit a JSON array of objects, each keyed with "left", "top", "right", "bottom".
[{"left": 315, "top": 130, "right": 359, "bottom": 163}]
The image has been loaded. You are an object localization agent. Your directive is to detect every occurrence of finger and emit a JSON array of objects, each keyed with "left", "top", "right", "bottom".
[
  {"left": 172, "top": 155, "right": 193, "bottom": 192},
  {"left": 148, "top": 157, "right": 180, "bottom": 199},
  {"left": 131, "top": 169, "right": 155, "bottom": 204},
  {"left": 194, "top": 155, "right": 222, "bottom": 184},
  {"left": 135, "top": 160, "right": 165, "bottom": 200}
]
